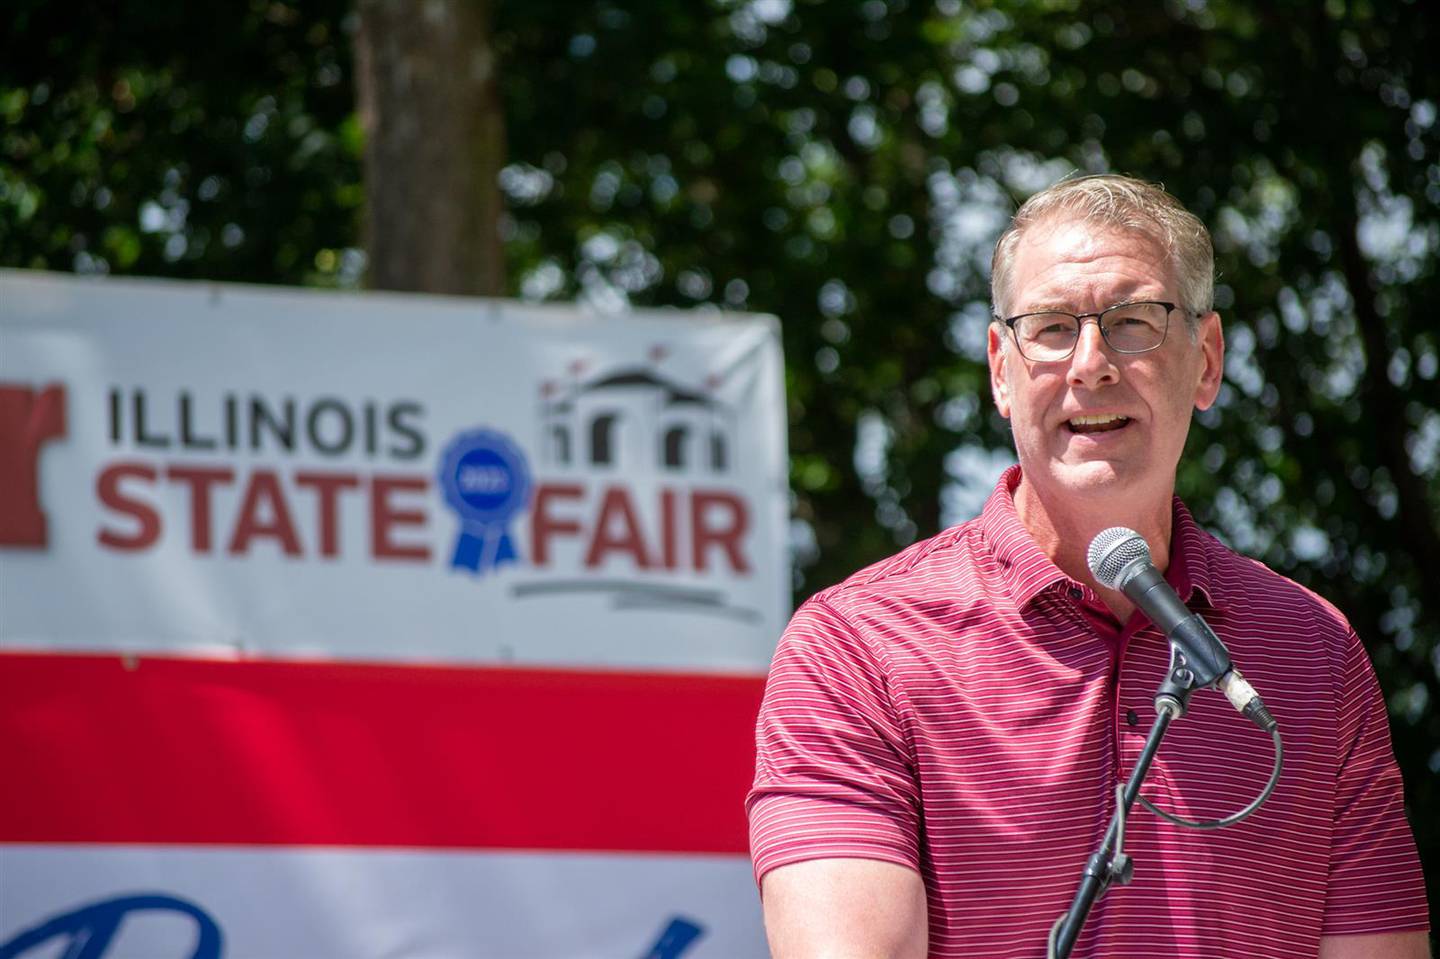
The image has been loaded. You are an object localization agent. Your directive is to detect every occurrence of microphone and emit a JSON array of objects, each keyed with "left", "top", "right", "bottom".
[{"left": 1087, "top": 527, "right": 1275, "bottom": 732}]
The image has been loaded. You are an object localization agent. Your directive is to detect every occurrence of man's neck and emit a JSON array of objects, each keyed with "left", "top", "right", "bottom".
[{"left": 1012, "top": 477, "right": 1175, "bottom": 621}]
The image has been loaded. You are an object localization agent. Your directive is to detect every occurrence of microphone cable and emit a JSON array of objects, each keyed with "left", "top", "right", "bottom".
[{"left": 1137, "top": 724, "right": 1283, "bottom": 829}]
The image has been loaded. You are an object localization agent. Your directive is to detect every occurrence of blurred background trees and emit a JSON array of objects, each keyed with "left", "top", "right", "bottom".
[{"left": 4, "top": 0, "right": 1436, "bottom": 921}]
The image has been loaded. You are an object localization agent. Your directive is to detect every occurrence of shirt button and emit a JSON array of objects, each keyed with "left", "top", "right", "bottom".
[
  {"left": 1068, "top": 586, "right": 1083, "bottom": 600},
  {"left": 1126, "top": 708, "right": 1140, "bottom": 727}
]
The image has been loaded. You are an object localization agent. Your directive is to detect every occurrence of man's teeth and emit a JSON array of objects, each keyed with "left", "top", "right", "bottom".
[
  {"left": 1067, "top": 414, "right": 1130, "bottom": 433},
  {"left": 1069, "top": 414, "right": 1128, "bottom": 427}
]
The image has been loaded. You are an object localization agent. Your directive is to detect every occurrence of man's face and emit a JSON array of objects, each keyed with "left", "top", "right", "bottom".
[{"left": 987, "top": 219, "right": 1224, "bottom": 513}]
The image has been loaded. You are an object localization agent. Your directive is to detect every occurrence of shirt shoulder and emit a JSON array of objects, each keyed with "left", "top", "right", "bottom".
[
  {"left": 787, "top": 517, "right": 1017, "bottom": 676},
  {"left": 1197, "top": 530, "right": 1355, "bottom": 649},
  {"left": 814, "top": 517, "right": 994, "bottom": 610}
]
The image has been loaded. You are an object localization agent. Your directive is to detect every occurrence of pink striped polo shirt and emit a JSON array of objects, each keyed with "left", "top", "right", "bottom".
[{"left": 748, "top": 466, "right": 1427, "bottom": 957}]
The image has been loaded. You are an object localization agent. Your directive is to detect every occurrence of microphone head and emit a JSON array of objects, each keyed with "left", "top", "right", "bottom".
[{"left": 1087, "top": 527, "right": 1151, "bottom": 591}]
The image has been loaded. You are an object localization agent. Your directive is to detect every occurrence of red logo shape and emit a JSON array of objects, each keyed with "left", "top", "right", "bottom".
[{"left": 0, "top": 383, "right": 68, "bottom": 548}]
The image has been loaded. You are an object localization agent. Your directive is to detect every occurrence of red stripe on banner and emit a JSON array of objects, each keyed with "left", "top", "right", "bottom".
[{"left": 0, "top": 652, "right": 766, "bottom": 853}]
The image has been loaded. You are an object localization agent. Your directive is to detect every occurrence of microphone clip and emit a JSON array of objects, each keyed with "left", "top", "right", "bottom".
[{"left": 1153, "top": 646, "right": 1211, "bottom": 720}]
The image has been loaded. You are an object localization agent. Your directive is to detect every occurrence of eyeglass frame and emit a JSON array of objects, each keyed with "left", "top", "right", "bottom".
[{"left": 994, "top": 300, "right": 1192, "bottom": 361}]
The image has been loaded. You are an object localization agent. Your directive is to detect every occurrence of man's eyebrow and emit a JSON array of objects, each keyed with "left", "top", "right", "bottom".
[
  {"left": 1013, "top": 298, "right": 1164, "bottom": 315},
  {"left": 1012, "top": 303, "right": 1075, "bottom": 314}
]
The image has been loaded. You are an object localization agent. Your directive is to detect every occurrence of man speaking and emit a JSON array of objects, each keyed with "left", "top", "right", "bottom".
[{"left": 747, "top": 175, "right": 1429, "bottom": 957}]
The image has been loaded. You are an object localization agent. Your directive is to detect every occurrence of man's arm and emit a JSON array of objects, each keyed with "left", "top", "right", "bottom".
[
  {"left": 761, "top": 858, "right": 928, "bottom": 959},
  {"left": 1318, "top": 932, "right": 1430, "bottom": 959}
]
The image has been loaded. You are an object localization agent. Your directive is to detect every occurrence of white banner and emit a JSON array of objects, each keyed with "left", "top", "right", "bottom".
[
  {"left": 0, "top": 847, "right": 767, "bottom": 959},
  {"left": 0, "top": 269, "right": 789, "bottom": 670}
]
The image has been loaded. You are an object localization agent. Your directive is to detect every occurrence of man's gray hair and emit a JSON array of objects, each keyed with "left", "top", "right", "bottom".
[{"left": 989, "top": 174, "right": 1215, "bottom": 333}]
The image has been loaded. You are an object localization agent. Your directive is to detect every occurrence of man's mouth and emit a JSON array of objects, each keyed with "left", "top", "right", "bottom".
[{"left": 1067, "top": 414, "right": 1131, "bottom": 434}]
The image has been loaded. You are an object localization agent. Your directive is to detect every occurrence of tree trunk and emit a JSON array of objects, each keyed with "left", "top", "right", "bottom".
[{"left": 354, "top": 0, "right": 506, "bottom": 296}]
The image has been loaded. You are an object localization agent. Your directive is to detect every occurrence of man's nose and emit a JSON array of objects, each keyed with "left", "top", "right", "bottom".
[{"left": 1068, "top": 319, "right": 1120, "bottom": 388}]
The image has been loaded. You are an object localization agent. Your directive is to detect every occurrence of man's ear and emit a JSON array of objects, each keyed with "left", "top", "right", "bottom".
[
  {"left": 1192, "top": 311, "right": 1225, "bottom": 412},
  {"left": 988, "top": 323, "right": 1012, "bottom": 419}
]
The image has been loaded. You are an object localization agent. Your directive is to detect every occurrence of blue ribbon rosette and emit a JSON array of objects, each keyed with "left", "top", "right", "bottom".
[{"left": 437, "top": 428, "right": 533, "bottom": 575}]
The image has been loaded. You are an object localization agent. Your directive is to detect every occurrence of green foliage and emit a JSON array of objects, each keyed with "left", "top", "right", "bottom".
[
  {"left": 0, "top": 0, "right": 361, "bottom": 283},
  {"left": 4, "top": 0, "right": 1437, "bottom": 924}
]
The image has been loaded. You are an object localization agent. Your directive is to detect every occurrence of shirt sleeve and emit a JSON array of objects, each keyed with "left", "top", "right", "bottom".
[
  {"left": 745, "top": 596, "right": 921, "bottom": 888},
  {"left": 1321, "top": 627, "right": 1430, "bottom": 936}
]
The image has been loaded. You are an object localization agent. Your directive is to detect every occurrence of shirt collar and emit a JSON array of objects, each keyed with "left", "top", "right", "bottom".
[
  {"left": 978, "top": 466, "right": 1069, "bottom": 609},
  {"left": 979, "top": 465, "right": 1223, "bottom": 612},
  {"left": 1168, "top": 497, "right": 1222, "bottom": 611}
]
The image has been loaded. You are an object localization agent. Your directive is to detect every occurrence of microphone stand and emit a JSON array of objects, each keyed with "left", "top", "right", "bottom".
[{"left": 1048, "top": 664, "right": 1197, "bottom": 959}]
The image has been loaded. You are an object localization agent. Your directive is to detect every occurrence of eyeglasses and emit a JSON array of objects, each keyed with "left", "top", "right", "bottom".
[{"left": 998, "top": 301, "right": 1182, "bottom": 362}]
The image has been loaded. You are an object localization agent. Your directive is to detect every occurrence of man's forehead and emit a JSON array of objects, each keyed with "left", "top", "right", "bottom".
[
  {"left": 1016, "top": 216, "right": 1167, "bottom": 261},
  {"left": 1009, "top": 218, "right": 1173, "bottom": 302}
]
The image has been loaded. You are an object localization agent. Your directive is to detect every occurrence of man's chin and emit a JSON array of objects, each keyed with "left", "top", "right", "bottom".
[{"left": 1034, "top": 462, "right": 1141, "bottom": 501}]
